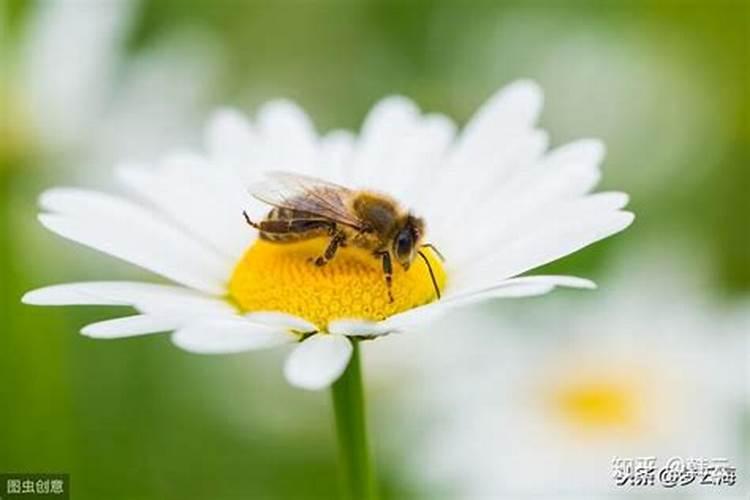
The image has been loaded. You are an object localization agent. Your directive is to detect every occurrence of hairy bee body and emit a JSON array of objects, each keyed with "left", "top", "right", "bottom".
[
  {"left": 258, "top": 207, "right": 334, "bottom": 243},
  {"left": 257, "top": 191, "right": 404, "bottom": 251},
  {"left": 244, "top": 172, "right": 442, "bottom": 302}
]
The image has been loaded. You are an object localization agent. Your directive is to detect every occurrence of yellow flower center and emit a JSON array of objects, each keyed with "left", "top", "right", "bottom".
[
  {"left": 229, "top": 238, "right": 447, "bottom": 330},
  {"left": 550, "top": 377, "right": 643, "bottom": 434}
]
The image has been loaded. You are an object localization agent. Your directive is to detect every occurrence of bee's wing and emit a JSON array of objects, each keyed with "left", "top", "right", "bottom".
[{"left": 249, "top": 172, "right": 364, "bottom": 229}]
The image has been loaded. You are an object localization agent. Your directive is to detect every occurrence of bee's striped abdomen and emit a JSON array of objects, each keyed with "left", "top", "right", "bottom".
[{"left": 258, "top": 207, "right": 334, "bottom": 242}]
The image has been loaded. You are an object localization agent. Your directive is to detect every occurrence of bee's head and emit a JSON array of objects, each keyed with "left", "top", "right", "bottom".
[{"left": 392, "top": 214, "right": 425, "bottom": 270}]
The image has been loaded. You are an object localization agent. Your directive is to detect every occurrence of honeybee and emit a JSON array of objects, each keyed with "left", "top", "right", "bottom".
[{"left": 243, "top": 172, "right": 443, "bottom": 303}]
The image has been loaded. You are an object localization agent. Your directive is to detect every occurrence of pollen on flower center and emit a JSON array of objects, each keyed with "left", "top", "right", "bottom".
[{"left": 229, "top": 238, "right": 446, "bottom": 330}]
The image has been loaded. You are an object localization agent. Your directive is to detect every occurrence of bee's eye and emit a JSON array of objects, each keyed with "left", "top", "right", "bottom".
[{"left": 395, "top": 229, "right": 414, "bottom": 259}]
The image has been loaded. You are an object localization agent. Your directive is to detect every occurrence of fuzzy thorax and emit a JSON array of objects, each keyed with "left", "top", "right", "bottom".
[{"left": 229, "top": 238, "right": 446, "bottom": 330}]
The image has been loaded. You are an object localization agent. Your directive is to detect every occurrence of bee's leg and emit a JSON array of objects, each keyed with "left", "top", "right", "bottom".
[
  {"left": 251, "top": 217, "right": 335, "bottom": 235},
  {"left": 421, "top": 243, "right": 445, "bottom": 261},
  {"left": 243, "top": 210, "right": 262, "bottom": 230},
  {"left": 314, "top": 230, "right": 347, "bottom": 266},
  {"left": 375, "top": 251, "right": 394, "bottom": 303}
]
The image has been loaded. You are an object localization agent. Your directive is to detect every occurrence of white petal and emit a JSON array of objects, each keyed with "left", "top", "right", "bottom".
[
  {"left": 450, "top": 193, "right": 633, "bottom": 286},
  {"left": 378, "top": 304, "right": 451, "bottom": 333},
  {"left": 430, "top": 129, "right": 548, "bottom": 241},
  {"left": 22, "top": 281, "right": 153, "bottom": 306},
  {"left": 81, "top": 315, "right": 176, "bottom": 339},
  {"left": 172, "top": 318, "right": 295, "bottom": 354},
  {"left": 244, "top": 311, "right": 317, "bottom": 332},
  {"left": 205, "top": 107, "right": 257, "bottom": 173},
  {"left": 22, "top": 281, "right": 233, "bottom": 314},
  {"left": 520, "top": 189, "right": 626, "bottom": 239},
  {"left": 385, "top": 113, "right": 457, "bottom": 204},
  {"left": 328, "top": 319, "right": 394, "bottom": 337},
  {"left": 456, "top": 210, "right": 633, "bottom": 292},
  {"left": 38, "top": 188, "right": 231, "bottom": 294},
  {"left": 449, "top": 80, "right": 543, "bottom": 171},
  {"left": 134, "top": 299, "right": 236, "bottom": 319},
  {"left": 459, "top": 138, "right": 605, "bottom": 236},
  {"left": 508, "top": 275, "right": 596, "bottom": 289},
  {"left": 284, "top": 334, "right": 353, "bottom": 390},
  {"left": 117, "top": 154, "right": 252, "bottom": 261},
  {"left": 536, "top": 138, "right": 605, "bottom": 197},
  {"left": 445, "top": 275, "right": 596, "bottom": 305},
  {"left": 352, "top": 96, "right": 420, "bottom": 188},
  {"left": 256, "top": 99, "right": 319, "bottom": 175},
  {"left": 319, "top": 130, "right": 356, "bottom": 185},
  {"left": 383, "top": 276, "right": 596, "bottom": 332}
]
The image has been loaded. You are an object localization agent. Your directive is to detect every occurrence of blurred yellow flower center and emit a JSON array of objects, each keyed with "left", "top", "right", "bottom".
[
  {"left": 552, "top": 379, "right": 642, "bottom": 433},
  {"left": 229, "top": 238, "right": 446, "bottom": 330}
]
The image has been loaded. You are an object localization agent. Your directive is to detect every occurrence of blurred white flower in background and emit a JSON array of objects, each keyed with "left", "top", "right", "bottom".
[
  {"left": 12, "top": 0, "right": 220, "bottom": 178},
  {"left": 19, "top": 0, "right": 128, "bottom": 151},
  {"left": 369, "top": 250, "right": 748, "bottom": 497},
  {"left": 430, "top": 6, "right": 725, "bottom": 197}
]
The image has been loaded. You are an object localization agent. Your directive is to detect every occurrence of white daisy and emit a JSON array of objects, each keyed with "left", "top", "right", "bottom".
[
  {"left": 371, "top": 254, "right": 748, "bottom": 496},
  {"left": 23, "top": 80, "right": 633, "bottom": 390},
  {"left": 9, "top": 0, "right": 218, "bottom": 177}
]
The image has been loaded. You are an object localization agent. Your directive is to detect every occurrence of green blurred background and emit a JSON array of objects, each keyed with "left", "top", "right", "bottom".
[{"left": 1, "top": 1, "right": 747, "bottom": 499}]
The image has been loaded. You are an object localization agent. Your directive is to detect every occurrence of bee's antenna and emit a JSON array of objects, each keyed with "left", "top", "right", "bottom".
[
  {"left": 417, "top": 250, "right": 441, "bottom": 300},
  {"left": 421, "top": 243, "right": 445, "bottom": 262}
]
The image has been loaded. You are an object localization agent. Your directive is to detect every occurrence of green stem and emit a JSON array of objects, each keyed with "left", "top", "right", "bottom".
[{"left": 331, "top": 340, "right": 378, "bottom": 500}]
